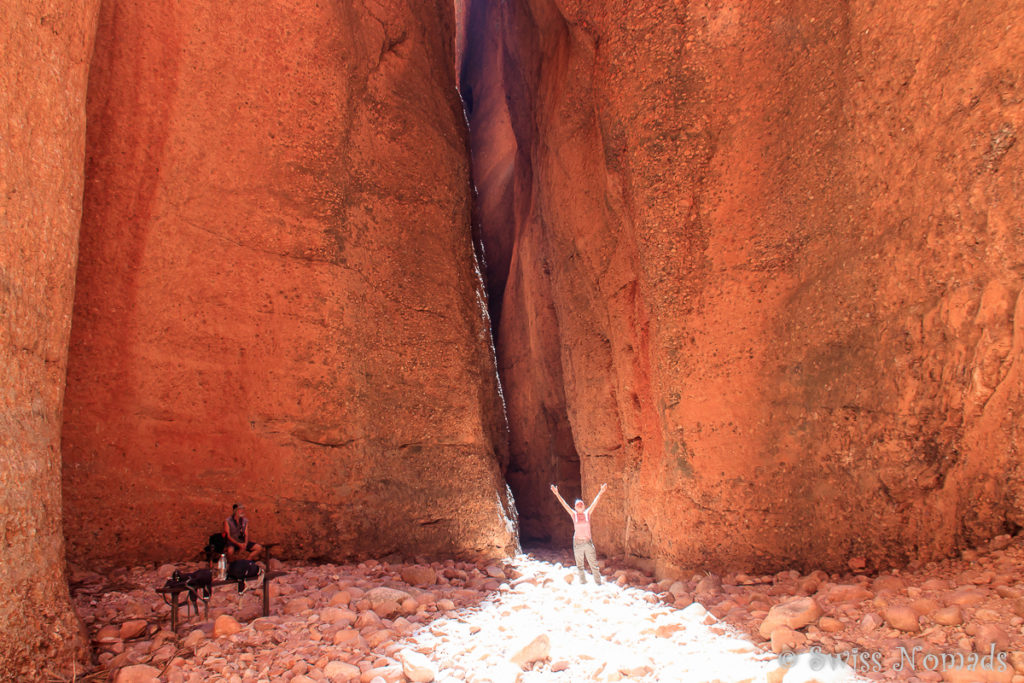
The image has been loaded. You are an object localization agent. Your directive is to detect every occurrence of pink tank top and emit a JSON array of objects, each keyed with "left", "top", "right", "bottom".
[{"left": 573, "top": 511, "right": 592, "bottom": 541}]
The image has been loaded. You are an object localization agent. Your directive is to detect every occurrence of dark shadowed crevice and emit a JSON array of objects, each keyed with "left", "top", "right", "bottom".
[{"left": 458, "top": 0, "right": 581, "bottom": 547}]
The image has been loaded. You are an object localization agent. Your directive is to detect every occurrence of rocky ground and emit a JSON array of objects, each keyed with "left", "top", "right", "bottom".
[{"left": 71, "top": 533, "right": 1024, "bottom": 683}]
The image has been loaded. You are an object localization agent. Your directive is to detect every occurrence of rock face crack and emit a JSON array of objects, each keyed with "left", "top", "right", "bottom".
[{"left": 292, "top": 435, "right": 357, "bottom": 449}]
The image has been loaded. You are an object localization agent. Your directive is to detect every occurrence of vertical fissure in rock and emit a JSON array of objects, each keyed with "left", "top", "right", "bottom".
[{"left": 458, "top": 0, "right": 582, "bottom": 547}]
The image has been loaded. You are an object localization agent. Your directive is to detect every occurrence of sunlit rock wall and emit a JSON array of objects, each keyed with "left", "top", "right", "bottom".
[
  {"left": 0, "top": 1, "right": 98, "bottom": 677},
  {"left": 465, "top": 0, "right": 1024, "bottom": 571},
  {"left": 62, "top": 0, "right": 516, "bottom": 566}
]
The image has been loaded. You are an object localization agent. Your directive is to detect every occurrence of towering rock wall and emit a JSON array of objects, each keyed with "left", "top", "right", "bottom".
[
  {"left": 0, "top": 1, "right": 97, "bottom": 677},
  {"left": 62, "top": 0, "right": 516, "bottom": 566},
  {"left": 465, "top": 0, "right": 1024, "bottom": 571}
]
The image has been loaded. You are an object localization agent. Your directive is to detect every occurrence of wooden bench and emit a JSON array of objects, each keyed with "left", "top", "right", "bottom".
[{"left": 157, "top": 544, "right": 286, "bottom": 633}]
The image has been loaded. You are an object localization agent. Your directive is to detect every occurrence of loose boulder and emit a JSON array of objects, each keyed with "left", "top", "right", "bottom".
[{"left": 758, "top": 598, "right": 823, "bottom": 639}]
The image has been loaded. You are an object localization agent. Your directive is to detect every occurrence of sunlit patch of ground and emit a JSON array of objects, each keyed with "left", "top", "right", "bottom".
[
  {"left": 408, "top": 554, "right": 860, "bottom": 682},
  {"left": 72, "top": 534, "right": 1024, "bottom": 683},
  {"left": 80, "top": 544, "right": 980, "bottom": 682}
]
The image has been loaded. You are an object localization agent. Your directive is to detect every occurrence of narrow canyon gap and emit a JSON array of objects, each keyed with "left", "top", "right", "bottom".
[
  {"left": 461, "top": 0, "right": 583, "bottom": 547},
  {"left": 461, "top": 0, "right": 1024, "bottom": 572},
  {"left": 2, "top": 0, "right": 1024, "bottom": 678},
  {"left": 61, "top": 0, "right": 517, "bottom": 567}
]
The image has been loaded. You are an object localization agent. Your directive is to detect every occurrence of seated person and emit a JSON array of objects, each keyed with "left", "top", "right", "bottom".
[{"left": 224, "top": 503, "right": 262, "bottom": 561}]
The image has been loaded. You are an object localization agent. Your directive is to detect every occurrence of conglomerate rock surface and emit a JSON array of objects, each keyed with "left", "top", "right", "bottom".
[
  {"left": 62, "top": 0, "right": 516, "bottom": 567},
  {"left": 0, "top": 1, "right": 98, "bottom": 678},
  {"left": 464, "top": 0, "right": 1024, "bottom": 570}
]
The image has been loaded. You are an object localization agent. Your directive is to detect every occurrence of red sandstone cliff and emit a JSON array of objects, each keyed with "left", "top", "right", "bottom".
[
  {"left": 62, "top": 0, "right": 516, "bottom": 566},
  {"left": 0, "top": 1, "right": 97, "bottom": 677},
  {"left": 465, "top": 0, "right": 1024, "bottom": 571}
]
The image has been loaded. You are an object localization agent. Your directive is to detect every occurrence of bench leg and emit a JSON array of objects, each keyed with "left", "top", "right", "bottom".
[
  {"left": 262, "top": 547, "right": 272, "bottom": 617},
  {"left": 262, "top": 572, "right": 270, "bottom": 617}
]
